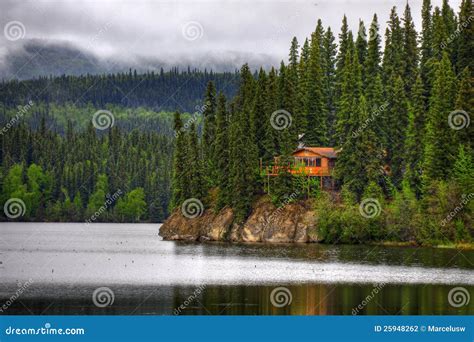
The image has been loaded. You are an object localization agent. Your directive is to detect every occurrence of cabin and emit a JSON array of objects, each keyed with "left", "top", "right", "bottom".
[{"left": 260, "top": 147, "right": 338, "bottom": 190}]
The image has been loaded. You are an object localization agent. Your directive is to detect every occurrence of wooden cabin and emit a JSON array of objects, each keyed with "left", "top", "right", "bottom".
[{"left": 261, "top": 147, "right": 338, "bottom": 189}]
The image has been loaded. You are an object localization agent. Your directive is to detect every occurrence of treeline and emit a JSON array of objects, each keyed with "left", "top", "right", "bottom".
[
  {"left": 0, "top": 102, "right": 177, "bottom": 136},
  {"left": 0, "top": 116, "right": 173, "bottom": 222},
  {"left": 0, "top": 68, "right": 239, "bottom": 113},
  {"left": 171, "top": 0, "right": 473, "bottom": 244}
]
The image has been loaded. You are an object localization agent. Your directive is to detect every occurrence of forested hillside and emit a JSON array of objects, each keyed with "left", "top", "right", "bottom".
[
  {"left": 0, "top": 68, "right": 239, "bottom": 113},
  {"left": 171, "top": 0, "right": 473, "bottom": 245},
  {"left": 0, "top": 68, "right": 238, "bottom": 222},
  {"left": 0, "top": 114, "right": 174, "bottom": 222}
]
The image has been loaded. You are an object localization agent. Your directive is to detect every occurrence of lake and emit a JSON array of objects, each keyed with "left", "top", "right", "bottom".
[{"left": 0, "top": 222, "right": 473, "bottom": 315}]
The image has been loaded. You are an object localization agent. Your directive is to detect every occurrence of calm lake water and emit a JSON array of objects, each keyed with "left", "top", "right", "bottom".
[{"left": 0, "top": 222, "right": 473, "bottom": 315}]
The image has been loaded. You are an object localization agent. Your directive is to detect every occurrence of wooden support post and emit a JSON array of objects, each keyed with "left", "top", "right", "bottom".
[{"left": 267, "top": 174, "right": 270, "bottom": 195}]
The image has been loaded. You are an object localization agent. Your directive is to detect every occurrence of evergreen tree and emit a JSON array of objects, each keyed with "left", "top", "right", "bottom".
[
  {"left": 355, "top": 20, "right": 368, "bottom": 80},
  {"left": 214, "top": 94, "right": 230, "bottom": 209},
  {"left": 454, "top": 67, "right": 474, "bottom": 148},
  {"left": 420, "top": 0, "right": 434, "bottom": 100},
  {"left": 402, "top": 3, "right": 419, "bottom": 93},
  {"left": 386, "top": 76, "right": 408, "bottom": 188},
  {"left": 263, "top": 67, "right": 279, "bottom": 158},
  {"left": 252, "top": 68, "right": 268, "bottom": 159},
  {"left": 322, "top": 27, "right": 337, "bottom": 144},
  {"left": 404, "top": 75, "right": 426, "bottom": 197},
  {"left": 423, "top": 53, "right": 458, "bottom": 182},
  {"left": 187, "top": 122, "right": 204, "bottom": 200},
  {"left": 456, "top": 0, "right": 474, "bottom": 73},
  {"left": 228, "top": 64, "right": 258, "bottom": 222},
  {"left": 171, "top": 111, "right": 188, "bottom": 208},
  {"left": 305, "top": 20, "right": 327, "bottom": 145},
  {"left": 202, "top": 81, "right": 217, "bottom": 187}
]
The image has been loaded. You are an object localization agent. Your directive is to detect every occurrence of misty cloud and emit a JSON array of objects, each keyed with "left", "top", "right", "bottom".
[{"left": 0, "top": 0, "right": 462, "bottom": 74}]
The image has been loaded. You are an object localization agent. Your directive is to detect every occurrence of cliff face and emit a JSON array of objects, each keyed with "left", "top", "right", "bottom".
[{"left": 159, "top": 197, "right": 321, "bottom": 243}]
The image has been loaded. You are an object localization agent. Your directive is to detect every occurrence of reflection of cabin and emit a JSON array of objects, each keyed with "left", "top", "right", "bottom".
[{"left": 260, "top": 147, "right": 338, "bottom": 190}]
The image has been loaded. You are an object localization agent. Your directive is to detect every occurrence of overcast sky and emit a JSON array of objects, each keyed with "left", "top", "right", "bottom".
[{"left": 0, "top": 0, "right": 462, "bottom": 67}]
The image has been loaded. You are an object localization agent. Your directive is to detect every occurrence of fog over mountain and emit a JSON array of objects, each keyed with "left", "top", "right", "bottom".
[{"left": 0, "top": 0, "right": 461, "bottom": 80}]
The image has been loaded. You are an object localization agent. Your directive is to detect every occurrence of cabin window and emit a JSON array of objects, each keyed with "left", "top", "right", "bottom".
[{"left": 315, "top": 158, "right": 321, "bottom": 167}]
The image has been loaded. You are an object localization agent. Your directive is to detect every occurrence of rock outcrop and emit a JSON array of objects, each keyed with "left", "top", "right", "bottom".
[{"left": 159, "top": 197, "right": 321, "bottom": 243}]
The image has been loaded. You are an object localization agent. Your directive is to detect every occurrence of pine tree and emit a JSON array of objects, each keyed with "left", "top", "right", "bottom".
[
  {"left": 202, "top": 81, "right": 217, "bottom": 187},
  {"left": 335, "top": 15, "right": 350, "bottom": 109},
  {"left": 355, "top": 20, "right": 368, "bottom": 79},
  {"left": 420, "top": 0, "right": 434, "bottom": 101},
  {"left": 170, "top": 111, "right": 188, "bottom": 208},
  {"left": 386, "top": 76, "right": 408, "bottom": 188},
  {"left": 296, "top": 39, "right": 310, "bottom": 132},
  {"left": 187, "top": 122, "right": 205, "bottom": 200},
  {"left": 335, "top": 35, "right": 359, "bottom": 146},
  {"left": 305, "top": 20, "right": 327, "bottom": 146},
  {"left": 453, "top": 145, "right": 474, "bottom": 194},
  {"left": 404, "top": 75, "right": 426, "bottom": 197},
  {"left": 214, "top": 93, "right": 230, "bottom": 209},
  {"left": 322, "top": 27, "right": 337, "bottom": 144},
  {"left": 456, "top": 0, "right": 474, "bottom": 73},
  {"left": 365, "top": 14, "right": 385, "bottom": 142},
  {"left": 228, "top": 64, "right": 258, "bottom": 222},
  {"left": 402, "top": 3, "right": 419, "bottom": 93},
  {"left": 252, "top": 68, "right": 268, "bottom": 159},
  {"left": 454, "top": 67, "right": 474, "bottom": 148},
  {"left": 263, "top": 67, "right": 279, "bottom": 159},
  {"left": 423, "top": 53, "right": 458, "bottom": 182}
]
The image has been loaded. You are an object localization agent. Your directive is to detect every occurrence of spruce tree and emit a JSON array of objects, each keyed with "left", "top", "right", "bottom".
[
  {"left": 214, "top": 93, "right": 230, "bottom": 209},
  {"left": 420, "top": 0, "right": 434, "bottom": 100},
  {"left": 423, "top": 53, "right": 458, "bottom": 182},
  {"left": 404, "top": 75, "right": 426, "bottom": 197},
  {"left": 187, "top": 122, "right": 204, "bottom": 200},
  {"left": 386, "top": 76, "right": 408, "bottom": 188},
  {"left": 252, "top": 68, "right": 269, "bottom": 159},
  {"left": 355, "top": 20, "right": 368, "bottom": 80},
  {"left": 402, "top": 3, "right": 419, "bottom": 93},
  {"left": 171, "top": 111, "right": 188, "bottom": 208},
  {"left": 454, "top": 67, "right": 474, "bottom": 148},
  {"left": 228, "top": 64, "right": 258, "bottom": 222},
  {"left": 202, "top": 81, "right": 217, "bottom": 187},
  {"left": 322, "top": 27, "right": 337, "bottom": 144},
  {"left": 305, "top": 20, "right": 327, "bottom": 145},
  {"left": 456, "top": 0, "right": 474, "bottom": 73}
]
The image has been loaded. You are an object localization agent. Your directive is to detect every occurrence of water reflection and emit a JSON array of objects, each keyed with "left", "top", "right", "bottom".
[{"left": 2, "top": 283, "right": 473, "bottom": 315}]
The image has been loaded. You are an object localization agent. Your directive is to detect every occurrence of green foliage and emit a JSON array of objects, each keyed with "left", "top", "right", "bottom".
[
  {"left": 1, "top": 110, "right": 172, "bottom": 222},
  {"left": 116, "top": 188, "right": 147, "bottom": 222}
]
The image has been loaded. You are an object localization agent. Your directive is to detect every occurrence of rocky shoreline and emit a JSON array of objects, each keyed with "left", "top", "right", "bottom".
[{"left": 159, "top": 197, "right": 321, "bottom": 243}]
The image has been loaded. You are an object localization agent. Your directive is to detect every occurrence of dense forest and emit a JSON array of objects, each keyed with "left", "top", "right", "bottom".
[
  {"left": 0, "top": 114, "right": 173, "bottom": 222},
  {"left": 0, "top": 67, "right": 240, "bottom": 222},
  {"left": 0, "top": 68, "right": 239, "bottom": 113},
  {"left": 171, "top": 0, "right": 473, "bottom": 245}
]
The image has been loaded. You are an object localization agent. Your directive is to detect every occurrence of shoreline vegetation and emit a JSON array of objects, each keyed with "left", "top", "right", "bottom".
[{"left": 167, "top": 1, "right": 473, "bottom": 248}]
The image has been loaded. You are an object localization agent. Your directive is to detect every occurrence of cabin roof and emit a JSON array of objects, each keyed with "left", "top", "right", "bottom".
[{"left": 292, "top": 147, "right": 338, "bottom": 159}]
